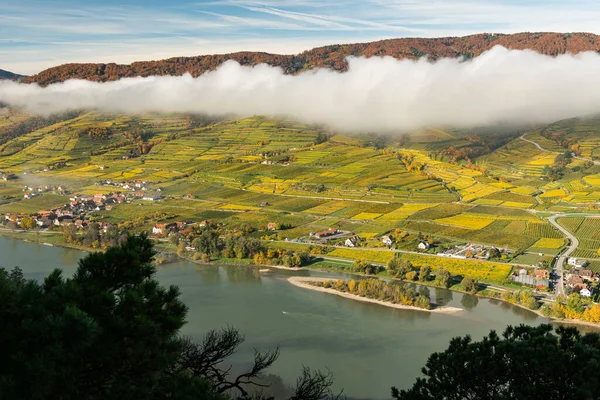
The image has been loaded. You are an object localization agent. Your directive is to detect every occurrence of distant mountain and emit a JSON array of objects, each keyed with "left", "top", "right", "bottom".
[
  {"left": 0, "top": 69, "right": 26, "bottom": 81},
  {"left": 25, "top": 32, "right": 600, "bottom": 86}
]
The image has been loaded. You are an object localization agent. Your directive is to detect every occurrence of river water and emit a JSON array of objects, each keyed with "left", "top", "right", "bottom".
[{"left": 1, "top": 236, "right": 551, "bottom": 399}]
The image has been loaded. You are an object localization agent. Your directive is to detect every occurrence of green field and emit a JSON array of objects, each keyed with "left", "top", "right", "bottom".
[
  {"left": 6, "top": 110, "right": 600, "bottom": 283},
  {"left": 557, "top": 217, "right": 600, "bottom": 259}
]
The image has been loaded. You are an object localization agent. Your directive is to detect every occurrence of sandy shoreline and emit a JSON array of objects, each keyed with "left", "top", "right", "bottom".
[{"left": 288, "top": 277, "right": 463, "bottom": 314}]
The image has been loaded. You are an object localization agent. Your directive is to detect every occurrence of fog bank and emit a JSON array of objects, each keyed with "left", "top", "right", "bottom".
[{"left": 2, "top": 46, "right": 600, "bottom": 131}]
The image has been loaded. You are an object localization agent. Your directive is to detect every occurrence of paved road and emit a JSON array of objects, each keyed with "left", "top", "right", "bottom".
[
  {"left": 547, "top": 214, "right": 579, "bottom": 297},
  {"left": 519, "top": 133, "right": 600, "bottom": 165},
  {"left": 520, "top": 133, "right": 545, "bottom": 151}
]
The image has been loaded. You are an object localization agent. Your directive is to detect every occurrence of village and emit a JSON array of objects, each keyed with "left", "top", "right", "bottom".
[
  {"left": 511, "top": 256, "right": 599, "bottom": 298},
  {"left": 4, "top": 180, "right": 164, "bottom": 232}
]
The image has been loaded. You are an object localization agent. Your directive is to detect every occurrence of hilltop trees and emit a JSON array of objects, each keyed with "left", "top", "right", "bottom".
[
  {"left": 26, "top": 33, "right": 600, "bottom": 87},
  {"left": 392, "top": 324, "right": 600, "bottom": 400}
]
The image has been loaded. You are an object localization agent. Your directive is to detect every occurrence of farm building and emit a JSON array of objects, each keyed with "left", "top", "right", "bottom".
[
  {"left": 418, "top": 241, "right": 430, "bottom": 250},
  {"left": 143, "top": 193, "right": 163, "bottom": 201},
  {"left": 152, "top": 224, "right": 166, "bottom": 235},
  {"left": 314, "top": 228, "right": 341, "bottom": 239},
  {"left": 568, "top": 257, "right": 588, "bottom": 268},
  {"left": 512, "top": 269, "right": 549, "bottom": 288},
  {"left": 345, "top": 236, "right": 361, "bottom": 247}
]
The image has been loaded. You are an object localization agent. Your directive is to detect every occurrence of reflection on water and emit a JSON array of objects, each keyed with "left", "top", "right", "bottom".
[
  {"left": 192, "top": 263, "right": 221, "bottom": 284},
  {"left": 224, "top": 265, "right": 263, "bottom": 284},
  {"left": 434, "top": 287, "right": 453, "bottom": 306},
  {"left": 461, "top": 294, "right": 479, "bottom": 310},
  {"left": 62, "top": 248, "right": 80, "bottom": 269}
]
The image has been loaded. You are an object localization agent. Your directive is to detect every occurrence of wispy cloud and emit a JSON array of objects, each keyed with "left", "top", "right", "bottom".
[
  {"left": 4, "top": 0, "right": 600, "bottom": 74},
  {"left": 242, "top": 5, "right": 424, "bottom": 32},
  {"left": 197, "top": 10, "right": 309, "bottom": 30}
]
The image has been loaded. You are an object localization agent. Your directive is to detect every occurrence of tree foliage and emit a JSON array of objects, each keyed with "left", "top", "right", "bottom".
[
  {"left": 461, "top": 277, "right": 478, "bottom": 294},
  {"left": 321, "top": 278, "right": 431, "bottom": 309},
  {"left": 393, "top": 324, "right": 600, "bottom": 400}
]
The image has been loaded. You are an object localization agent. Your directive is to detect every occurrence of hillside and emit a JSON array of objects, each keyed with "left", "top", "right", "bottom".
[
  {"left": 26, "top": 32, "right": 600, "bottom": 86},
  {"left": 3, "top": 111, "right": 598, "bottom": 268},
  {"left": 0, "top": 69, "right": 26, "bottom": 81}
]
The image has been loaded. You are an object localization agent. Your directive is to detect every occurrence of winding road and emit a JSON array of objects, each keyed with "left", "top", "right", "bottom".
[
  {"left": 519, "top": 133, "right": 600, "bottom": 165},
  {"left": 547, "top": 215, "right": 579, "bottom": 296}
]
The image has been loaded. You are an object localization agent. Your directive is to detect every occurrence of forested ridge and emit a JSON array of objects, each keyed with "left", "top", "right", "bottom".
[
  {"left": 26, "top": 32, "right": 600, "bottom": 86},
  {"left": 0, "top": 69, "right": 26, "bottom": 81}
]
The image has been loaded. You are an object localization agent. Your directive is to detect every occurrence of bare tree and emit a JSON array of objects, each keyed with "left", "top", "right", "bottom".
[
  {"left": 171, "top": 327, "right": 342, "bottom": 400},
  {"left": 172, "top": 327, "right": 278, "bottom": 398},
  {"left": 289, "top": 367, "right": 343, "bottom": 400}
]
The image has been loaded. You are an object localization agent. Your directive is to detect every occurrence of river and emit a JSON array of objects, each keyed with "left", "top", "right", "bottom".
[{"left": 1, "top": 236, "right": 552, "bottom": 399}]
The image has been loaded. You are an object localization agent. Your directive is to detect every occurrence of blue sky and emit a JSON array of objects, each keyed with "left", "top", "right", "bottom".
[{"left": 2, "top": 0, "right": 600, "bottom": 74}]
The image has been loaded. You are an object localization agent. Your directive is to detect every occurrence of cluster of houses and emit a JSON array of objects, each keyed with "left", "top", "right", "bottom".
[
  {"left": 565, "top": 258, "right": 598, "bottom": 297},
  {"left": 437, "top": 243, "right": 501, "bottom": 260},
  {"left": 4, "top": 208, "right": 111, "bottom": 231},
  {"left": 23, "top": 185, "right": 69, "bottom": 199},
  {"left": 5, "top": 189, "right": 161, "bottom": 230},
  {"left": 42, "top": 162, "right": 67, "bottom": 172},
  {"left": 152, "top": 220, "right": 202, "bottom": 236},
  {"left": 512, "top": 268, "right": 550, "bottom": 289},
  {"left": 97, "top": 179, "right": 150, "bottom": 191},
  {"left": 95, "top": 180, "right": 163, "bottom": 202}
]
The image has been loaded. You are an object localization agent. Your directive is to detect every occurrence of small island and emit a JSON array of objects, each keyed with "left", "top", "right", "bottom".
[{"left": 288, "top": 277, "right": 462, "bottom": 314}]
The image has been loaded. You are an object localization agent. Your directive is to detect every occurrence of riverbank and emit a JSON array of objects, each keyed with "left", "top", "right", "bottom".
[
  {"left": 512, "top": 301, "right": 600, "bottom": 330},
  {"left": 2, "top": 230, "right": 599, "bottom": 329},
  {"left": 288, "top": 277, "right": 463, "bottom": 314}
]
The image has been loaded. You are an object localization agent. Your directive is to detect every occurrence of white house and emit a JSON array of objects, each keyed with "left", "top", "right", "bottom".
[
  {"left": 143, "top": 193, "right": 163, "bottom": 201},
  {"left": 382, "top": 236, "right": 393, "bottom": 246},
  {"left": 568, "top": 257, "right": 579, "bottom": 266},
  {"left": 580, "top": 287, "right": 593, "bottom": 297},
  {"left": 418, "top": 241, "right": 430, "bottom": 250},
  {"left": 152, "top": 224, "right": 165, "bottom": 235},
  {"left": 345, "top": 236, "right": 360, "bottom": 247}
]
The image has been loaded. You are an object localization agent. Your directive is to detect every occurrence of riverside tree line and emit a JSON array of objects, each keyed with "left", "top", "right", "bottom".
[{"left": 318, "top": 278, "right": 432, "bottom": 310}]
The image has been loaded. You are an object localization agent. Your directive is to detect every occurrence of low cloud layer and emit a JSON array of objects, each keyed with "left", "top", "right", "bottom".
[{"left": 3, "top": 46, "right": 600, "bottom": 131}]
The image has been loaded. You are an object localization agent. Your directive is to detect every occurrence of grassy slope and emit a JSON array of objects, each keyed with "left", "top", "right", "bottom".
[{"left": 2, "top": 111, "right": 599, "bottom": 264}]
